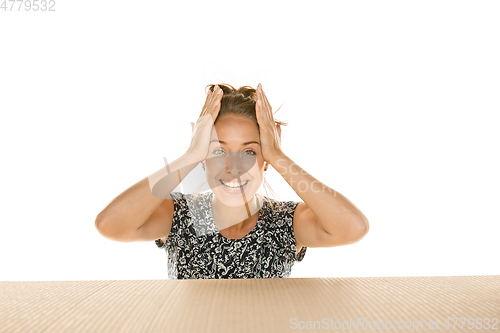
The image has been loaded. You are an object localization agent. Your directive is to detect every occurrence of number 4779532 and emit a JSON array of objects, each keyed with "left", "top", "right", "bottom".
[{"left": 1, "top": 0, "right": 56, "bottom": 11}]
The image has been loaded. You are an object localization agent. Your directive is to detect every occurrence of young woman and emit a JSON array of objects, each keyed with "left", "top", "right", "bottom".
[{"left": 95, "top": 83, "right": 369, "bottom": 279}]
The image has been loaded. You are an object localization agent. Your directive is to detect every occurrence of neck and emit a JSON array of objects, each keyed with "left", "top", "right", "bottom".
[{"left": 211, "top": 193, "right": 263, "bottom": 232}]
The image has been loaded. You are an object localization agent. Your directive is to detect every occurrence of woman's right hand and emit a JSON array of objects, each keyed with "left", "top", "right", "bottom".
[{"left": 187, "top": 85, "right": 223, "bottom": 163}]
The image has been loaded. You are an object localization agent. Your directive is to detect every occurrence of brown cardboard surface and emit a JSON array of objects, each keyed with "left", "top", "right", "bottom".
[{"left": 1, "top": 276, "right": 499, "bottom": 332}]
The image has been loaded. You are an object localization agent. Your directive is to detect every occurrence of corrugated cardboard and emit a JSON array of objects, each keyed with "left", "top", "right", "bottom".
[{"left": 1, "top": 276, "right": 499, "bottom": 332}]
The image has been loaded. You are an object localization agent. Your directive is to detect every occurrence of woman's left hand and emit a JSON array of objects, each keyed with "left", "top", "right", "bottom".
[{"left": 255, "top": 83, "right": 283, "bottom": 163}]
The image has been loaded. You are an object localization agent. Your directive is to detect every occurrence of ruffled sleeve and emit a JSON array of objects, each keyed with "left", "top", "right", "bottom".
[
  {"left": 278, "top": 200, "right": 308, "bottom": 263},
  {"left": 296, "top": 245, "right": 307, "bottom": 262},
  {"left": 155, "top": 192, "right": 184, "bottom": 249}
]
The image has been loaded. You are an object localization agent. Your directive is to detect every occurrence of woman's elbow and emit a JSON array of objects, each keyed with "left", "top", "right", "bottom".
[{"left": 352, "top": 217, "right": 369, "bottom": 242}]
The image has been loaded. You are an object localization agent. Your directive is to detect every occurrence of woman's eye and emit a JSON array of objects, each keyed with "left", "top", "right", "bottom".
[{"left": 212, "top": 149, "right": 256, "bottom": 156}]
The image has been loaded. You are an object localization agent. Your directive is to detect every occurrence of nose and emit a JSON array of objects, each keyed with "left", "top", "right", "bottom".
[{"left": 224, "top": 152, "right": 244, "bottom": 177}]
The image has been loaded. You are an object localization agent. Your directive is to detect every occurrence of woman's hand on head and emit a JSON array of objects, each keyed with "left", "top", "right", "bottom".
[
  {"left": 187, "top": 85, "right": 223, "bottom": 163},
  {"left": 256, "top": 83, "right": 283, "bottom": 163}
]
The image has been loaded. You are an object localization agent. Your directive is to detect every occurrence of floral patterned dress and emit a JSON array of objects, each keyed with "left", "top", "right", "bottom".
[{"left": 155, "top": 191, "right": 307, "bottom": 279}]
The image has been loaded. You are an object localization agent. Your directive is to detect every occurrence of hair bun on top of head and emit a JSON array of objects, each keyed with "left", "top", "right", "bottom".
[
  {"left": 207, "top": 84, "right": 256, "bottom": 101},
  {"left": 236, "top": 86, "right": 257, "bottom": 100},
  {"left": 206, "top": 83, "right": 288, "bottom": 126}
]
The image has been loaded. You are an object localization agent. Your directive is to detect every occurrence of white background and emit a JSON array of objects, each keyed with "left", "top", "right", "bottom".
[{"left": 1, "top": 0, "right": 499, "bottom": 281}]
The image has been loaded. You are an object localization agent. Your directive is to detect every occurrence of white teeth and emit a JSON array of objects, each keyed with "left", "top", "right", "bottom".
[{"left": 221, "top": 180, "right": 248, "bottom": 188}]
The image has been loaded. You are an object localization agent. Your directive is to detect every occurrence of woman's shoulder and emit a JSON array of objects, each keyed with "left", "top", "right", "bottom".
[
  {"left": 260, "top": 195, "right": 301, "bottom": 230},
  {"left": 261, "top": 195, "right": 301, "bottom": 215},
  {"left": 169, "top": 191, "right": 213, "bottom": 214}
]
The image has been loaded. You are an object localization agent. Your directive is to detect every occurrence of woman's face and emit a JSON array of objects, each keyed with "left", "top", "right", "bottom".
[{"left": 205, "top": 114, "right": 265, "bottom": 207}]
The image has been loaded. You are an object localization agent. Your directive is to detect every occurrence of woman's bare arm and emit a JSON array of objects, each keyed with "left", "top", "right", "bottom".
[
  {"left": 96, "top": 86, "right": 222, "bottom": 242},
  {"left": 95, "top": 152, "right": 201, "bottom": 241}
]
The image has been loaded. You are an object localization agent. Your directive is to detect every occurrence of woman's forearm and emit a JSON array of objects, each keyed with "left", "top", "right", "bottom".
[
  {"left": 268, "top": 151, "right": 369, "bottom": 238},
  {"left": 95, "top": 151, "right": 201, "bottom": 238}
]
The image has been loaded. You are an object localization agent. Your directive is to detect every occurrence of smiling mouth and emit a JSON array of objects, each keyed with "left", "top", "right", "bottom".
[{"left": 220, "top": 179, "right": 249, "bottom": 188}]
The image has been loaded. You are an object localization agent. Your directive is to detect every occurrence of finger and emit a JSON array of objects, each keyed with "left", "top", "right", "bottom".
[
  {"left": 211, "top": 97, "right": 221, "bottom": 122},
  {"left": 200, "top": 86, "right": 222, "bottom": 119},
  {"left": 205, "top": 88, "right": 217, "bottom": 109},
  {"left": 258, "top": 86, "right": 273, "bottom": 127},
  {"left": 259, "top": 84, "right": 271, "bottom": 110},
  {"left": 210, "top": 85, "right": 222, "bottom": 102},
  {"left": 257, "top": 103, "right": 273, "bottom": 137},
  {"left": 256, "top": 84, "right": 264, "bottom": 116},
  {"left": 202, "top": 86, "right": 222, "bottom": 126},
  {"left": 256, "top": 102, "right": 271, "bottom": 132},
  {"left": 257, "top": 84, "right": 269, "bottom": 116},
  {"left": 260, "top": 85, "right": 273, "bottom": 117},
  {"left": 256, "top": 84, "right": 262, "bottom": 107},
  {"left": 203, "top": 85, "right": 220, "bottom": 107},
  {"left": 209, "top": 87, "right": 222, "bottom": 116},
  {"left": 200, "top": 90, "right": 213, "bottom": 117},
  {"left": 207, "top": 86, "right": 222, "bottom": 109},
  {"left": 255, "top": 95, "right": 264, "bottom": 124},
  {"left": 276, "top": 124, "right": 282, "bottom": 144}
]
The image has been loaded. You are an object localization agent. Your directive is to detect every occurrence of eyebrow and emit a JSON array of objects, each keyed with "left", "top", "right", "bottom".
[{"left": 210, "top": 140, "right": 260, "bottom": 146}]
